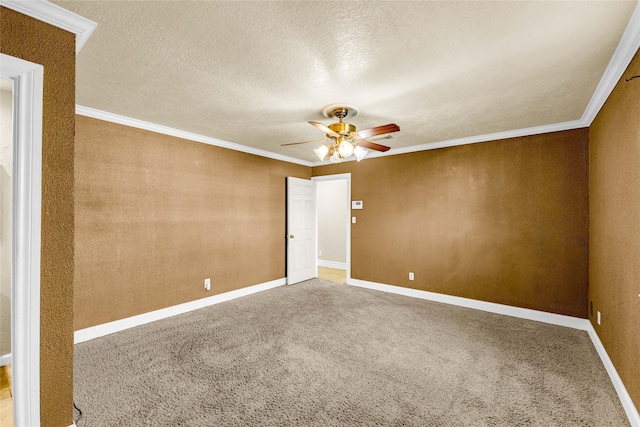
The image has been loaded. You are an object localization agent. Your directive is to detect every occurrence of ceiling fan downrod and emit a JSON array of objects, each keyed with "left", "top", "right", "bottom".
[{"left": 333, "top": 108, "right": 349, "bottom": 121}]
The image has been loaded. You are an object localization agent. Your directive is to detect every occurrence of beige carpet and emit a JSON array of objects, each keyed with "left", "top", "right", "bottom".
[{"left": 74, "top": 279, "right": 628, "bottom": 426}]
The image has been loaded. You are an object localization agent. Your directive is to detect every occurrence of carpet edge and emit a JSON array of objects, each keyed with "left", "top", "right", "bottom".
[{"left": 74, "top": 278, "right": 287, "bottom": 344}]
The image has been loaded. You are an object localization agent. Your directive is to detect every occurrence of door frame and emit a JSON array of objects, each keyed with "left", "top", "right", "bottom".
[
  {"left": 312, "top": 173, "right": 351, "bottom": 283},
  {"left": 1, "top": 53, "right": 43, "bottom": 426}
]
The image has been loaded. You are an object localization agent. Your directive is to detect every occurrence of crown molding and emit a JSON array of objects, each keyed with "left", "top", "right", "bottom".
[
  {"left": 311, "top": 119, "right": 586, "bottom": 166},
  {"left": 74, "top": 1, "right": 640, "bottom": 168},
  {"left": 312, "top": 2, "right": 640, "bottom": 167},
  {"left": 76, "top": 106, "right": 313, "bottom": 167},
  {"left": 76, "top": 103, "right": 586, "bottom": 168},
  {"left": 387, "top": 120, "right": 587, "bottom": 156},
  {"left": 581, "top": 1, "right": 640, "bottom": 125},
  {"left": 1, "top": 0, "right": 97, "bottom": 54}
]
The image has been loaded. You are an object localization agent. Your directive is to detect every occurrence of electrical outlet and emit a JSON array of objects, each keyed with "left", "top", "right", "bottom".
[
  {"left": 204, "top": 278, "right": 211, "bottom": 291},
  {"left": 597, "top": 311, "right": 601, "bottom": 325},
  {"left": 318, "top": 249, "right": 322, "bottom": 257},
  {"left": 409, "top": 272, "right": 414, "bottom": 280}
]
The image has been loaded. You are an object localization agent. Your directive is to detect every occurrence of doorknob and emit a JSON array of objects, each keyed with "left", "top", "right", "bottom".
[{"left": 289, "top": 235, "right": 294, "bottom": 238}]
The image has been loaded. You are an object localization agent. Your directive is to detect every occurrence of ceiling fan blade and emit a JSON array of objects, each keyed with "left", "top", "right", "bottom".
[
  {"left": 357, "top": 140, "right": 391, "bottom": 152},
  {"left": 356, "top": 123, "right": 400, "bottom": 139},
  {"left": 309, "top": 121, "right": 340, "bottom": 138},
  {"left": 281, "top": 139, "right": 327, "bottom": 147}
]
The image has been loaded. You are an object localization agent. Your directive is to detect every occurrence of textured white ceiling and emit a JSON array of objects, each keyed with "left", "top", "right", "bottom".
[{"left": 52, "top": 1, "right": 638, "bottom": 163}]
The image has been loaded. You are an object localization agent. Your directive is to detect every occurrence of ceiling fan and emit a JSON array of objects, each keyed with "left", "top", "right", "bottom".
[{"left": 282, "top": 104, "right": 400, "bottom": 163}]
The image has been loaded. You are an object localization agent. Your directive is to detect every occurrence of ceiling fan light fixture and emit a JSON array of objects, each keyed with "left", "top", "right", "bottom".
[
  {"left": 338, "top": 139, "right": 355, "bottom": 157},
  {"left": 354, "top": 145, "right": 368, "bottom": 162},
  {"left": 330, "top": 151, "right": 343, "bottom": 163},
  {"left": 282, "top": 104, "right": 398, "bottom": 162},
  {"left": 314, "top": 144, "right": 330, "bottom": 161}
]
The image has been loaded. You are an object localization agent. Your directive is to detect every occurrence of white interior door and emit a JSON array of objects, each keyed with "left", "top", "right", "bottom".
[{"left": 287, "top": 177, "right": 316, "bottom": 284}]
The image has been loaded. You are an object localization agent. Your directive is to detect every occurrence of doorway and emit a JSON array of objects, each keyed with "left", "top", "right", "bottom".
[
  {"left": 1, "top": 53, "right": 44, "bottom": 427},
  {"left": 0, "top": 77, "right": 13, "bottom": 426},
  {"left": 313, "top": 174, "right": 351, "bottom": 284}
]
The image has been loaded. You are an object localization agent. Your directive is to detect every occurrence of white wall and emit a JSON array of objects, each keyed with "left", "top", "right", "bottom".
[
  {"left": 317, "top": 179, "right": 347, "bottom": 265},
  {"left": 0, "top": 84, "right": 13, "bottom": 358}
]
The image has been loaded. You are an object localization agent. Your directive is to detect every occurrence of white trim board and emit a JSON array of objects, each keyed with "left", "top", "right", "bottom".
[
  {"left": 76, "top": 106, "right": 312, "bottom": 167},
  {"left": 310, "top": 119, "right": 588, "bottom": 166},
  {"left": 587, "top": 323, "right": 640, "bottom": 426},
  {"left": 348, "top": 278, "right": 589, "bottom": 330},
  {"left": 75, "top": 278, "right": 286, "bottom": 343},
  {"left": 318, "top": 260, "right": 347, "bottom": 270},
  {"left": 347, "top": 278, "right": 640, "bottom": 427},
  {"left": 318, "top": 259, "right": 347, "bottom": 270},
  {"left": 581, "top": 1, "right": 640, "bottom": 126},
  {"left": 0, "top": 353, "right": 11, "bottom": 367},
  {"left": 2, "top": 53, "right": 44, "bottom": 427},
  {"left": 0, "top": 0, "right": 97, "bottom": 54}
]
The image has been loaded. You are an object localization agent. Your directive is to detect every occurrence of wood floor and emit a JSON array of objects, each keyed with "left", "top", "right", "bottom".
[
  {"left": 318, "top": 266, "right": 346, "bottom": 283},
  {"left": 0, "top": 364, "right": 12, "bottom": 426}
]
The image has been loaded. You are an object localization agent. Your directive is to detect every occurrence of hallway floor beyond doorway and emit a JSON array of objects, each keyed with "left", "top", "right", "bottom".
[
  {"left": 318, "top": 267, "right": 346, "bottom": 283},
  {"left": 1, "top": 364, "right": 13, "bottom": 426}
]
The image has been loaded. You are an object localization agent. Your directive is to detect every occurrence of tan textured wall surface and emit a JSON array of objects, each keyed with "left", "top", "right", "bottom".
[
  {"left": 1, "top": 7, "right": 76, "bottom": 426},
  {"left": 314, "top": 129, "right": 589, "bottom": 317},
  {"left": 589, "top": 49, "right": 640, "bottom": 411},
  {"left": 74, "top": 116, "right": 310, "bottom": 329}
]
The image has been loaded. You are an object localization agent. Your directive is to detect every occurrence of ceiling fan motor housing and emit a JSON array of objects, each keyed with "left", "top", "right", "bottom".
[{"left": 328, "top": 121, "right": 356, "bottom": 138}]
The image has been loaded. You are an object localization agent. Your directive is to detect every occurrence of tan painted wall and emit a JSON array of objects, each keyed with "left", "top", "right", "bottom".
[
  {"left": 1, "top": 2, "right": 633, "bottom": 420},
  {"left": 74, "top": 116, "right": 310, "bottom": 330},
  {"left": 1, "top": 7, "right": 76, "bottom": 426},
  {"left": 589, "top": 49, "right": 640, "bottom": 411},
  {"left": 314, "top": 129, "right": 589, "bottom": 318}
]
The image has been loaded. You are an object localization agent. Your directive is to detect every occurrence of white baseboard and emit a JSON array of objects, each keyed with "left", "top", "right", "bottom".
[
  {"left": 74, "top": 278, "right": 286, "bottom": 344},
  {"left": 347, "top": 278, "right": 588, "bottom": 329},
  {"left": 318, "top": 259, "right": 347, "bottom": 270},
  {"left": 347, "top": 277, "right": 639, "bottom": 427},
  {"left": 0, "top": 353, "right": 11, "bottom": 366},
  {"left": 586, "top": 323, "right": 640, "bottom": 427}
]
